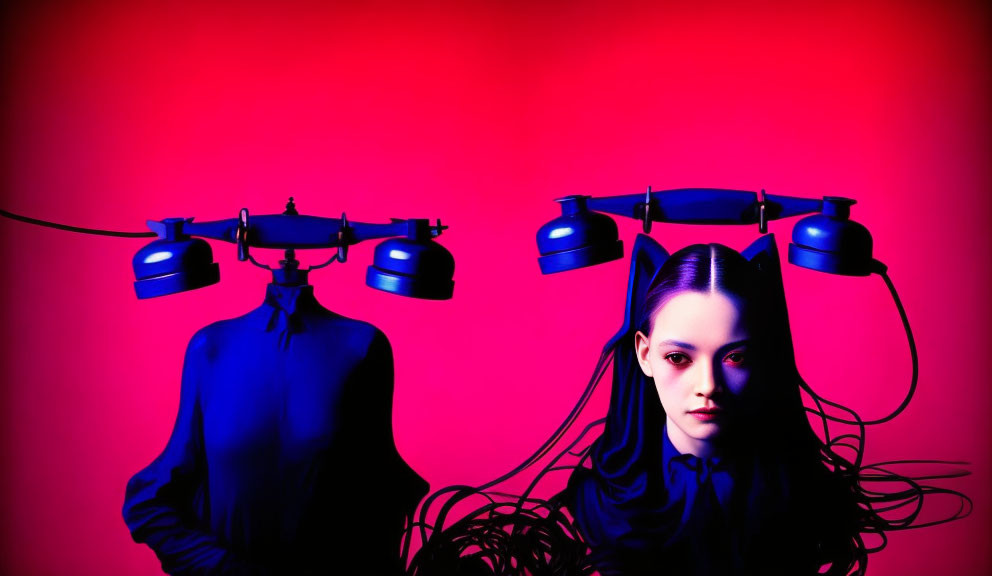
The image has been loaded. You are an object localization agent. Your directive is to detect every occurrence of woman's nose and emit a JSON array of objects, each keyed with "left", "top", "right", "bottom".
[{"left": 694, "top": 362, "right": 719, "bottom": 397}]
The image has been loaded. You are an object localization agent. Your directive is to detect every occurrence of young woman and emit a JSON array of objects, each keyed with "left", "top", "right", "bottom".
[
  {"left": 408, "top": 233, "right": 968, "bottom": 576},
  {"left": 566, "top": 236, "right": 860, "bottom": 575}
]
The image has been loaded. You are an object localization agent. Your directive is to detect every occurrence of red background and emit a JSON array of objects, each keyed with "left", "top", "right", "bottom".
[{"left": 2, "top": 1, "right": 989, "bottom": 574}]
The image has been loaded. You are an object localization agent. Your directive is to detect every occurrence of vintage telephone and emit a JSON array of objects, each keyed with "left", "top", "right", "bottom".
[{"left": 2, "top": 196, "right": 455, "bottom": 300}]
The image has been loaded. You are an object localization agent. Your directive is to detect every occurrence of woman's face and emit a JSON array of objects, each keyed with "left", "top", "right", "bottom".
[{"left": 635, "top": 290, "right": 752, "bottom": 458}]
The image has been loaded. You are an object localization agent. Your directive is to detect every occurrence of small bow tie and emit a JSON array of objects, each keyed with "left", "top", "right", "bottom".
[
  {"left": 668, "top": 453, "right": 727, "bottom": 484},
  {"left": 664, "top": 451, "right": 733, "bottom": 524}
]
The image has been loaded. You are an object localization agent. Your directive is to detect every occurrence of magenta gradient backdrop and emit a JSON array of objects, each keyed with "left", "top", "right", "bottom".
[{"left": 2, "top": 1, "right": 990, "bottom": 574}]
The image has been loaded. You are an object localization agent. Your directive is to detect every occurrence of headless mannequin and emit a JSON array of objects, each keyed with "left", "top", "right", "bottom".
[{"left": 123, "top": 250, "right": 427, "bottom": 575}]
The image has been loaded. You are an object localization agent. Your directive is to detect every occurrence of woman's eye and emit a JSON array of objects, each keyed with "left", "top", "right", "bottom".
[
  {"left": 665, "top": 352, "right": 691, "bottom": 366},
  {"left": 725, "top": 351, "right": 746, "bottom": 364}
]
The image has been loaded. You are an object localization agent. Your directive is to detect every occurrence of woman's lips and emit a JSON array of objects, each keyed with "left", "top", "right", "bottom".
[{"left": 688, "top": 408, "right": 723, "bottom": 422}]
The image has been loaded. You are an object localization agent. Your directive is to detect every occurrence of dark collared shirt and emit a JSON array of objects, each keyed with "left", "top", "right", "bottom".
[
  {"left": 660, "top": 426, "right": 733, "bottom": 525},
  {"left": 566, "top": 427, "right": 738, "bottom": 576}
]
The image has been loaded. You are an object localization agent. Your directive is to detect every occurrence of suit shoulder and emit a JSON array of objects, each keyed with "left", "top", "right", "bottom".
[
  {"left": 185, "top": 314, "right": 250, "bottom": 359},
  {"left": 321, "top": 313, "right": 388, "bottom": 350}
]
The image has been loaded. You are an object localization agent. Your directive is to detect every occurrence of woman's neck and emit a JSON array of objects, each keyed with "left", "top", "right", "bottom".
[{"left": 665, "top": 416, "right": 720, "bottom": 459}]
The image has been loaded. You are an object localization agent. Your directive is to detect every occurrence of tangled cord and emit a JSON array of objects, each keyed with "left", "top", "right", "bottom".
[
  {"left": 403, "top": 351, "right": 613, "bottom": 576},
  {"left": 795, "top": 268, "right": 972, "bottom": 573},
  {"left": 407, "top": 492, "right": 593, "bottom": 576}
]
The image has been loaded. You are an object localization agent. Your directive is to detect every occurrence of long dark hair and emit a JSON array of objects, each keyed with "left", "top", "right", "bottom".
[
  {"left": 569, "top": 241, "right": 863, "bottom": 575},
  {"left": 587, "top": 243, "right": 765, "bottom": 502},
  {"left": 405, "top": 235, "right": 969, "bottom": 576}
]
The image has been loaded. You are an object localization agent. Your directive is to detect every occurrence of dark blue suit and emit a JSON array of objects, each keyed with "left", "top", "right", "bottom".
[{"left": 123, "top": 283, "right": 427, "bottom": 575}]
